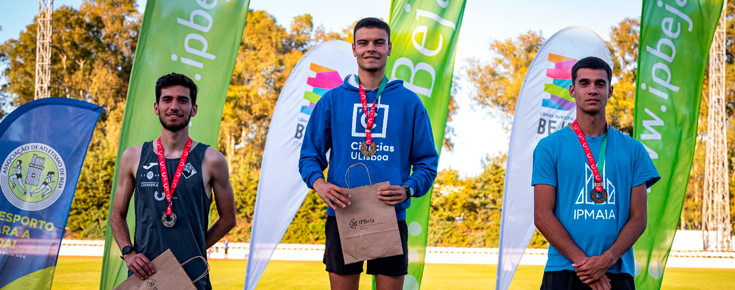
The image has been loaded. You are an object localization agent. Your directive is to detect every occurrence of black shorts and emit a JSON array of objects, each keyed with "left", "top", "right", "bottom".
[
  {"left": 324, "top": 216, "right": 408, "bottom": 276},
  {"left": 541, "top": 270, "right": 635, "bottom": 290}
]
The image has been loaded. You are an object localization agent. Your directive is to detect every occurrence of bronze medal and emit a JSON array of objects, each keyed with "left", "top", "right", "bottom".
[
  {"left": 360, "top": 141, "right": 377, "bottom": 157},
  {"left": 161, "top": 212, "right": 177, "bottom": 228},
  {"left": 590, "top": 182, "right": 607, "bottom": 204}
]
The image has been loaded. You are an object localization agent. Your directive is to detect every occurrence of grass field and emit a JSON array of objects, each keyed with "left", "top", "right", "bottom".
[{"left": 51, "top": 257, "right": 735, "bottom": 289}]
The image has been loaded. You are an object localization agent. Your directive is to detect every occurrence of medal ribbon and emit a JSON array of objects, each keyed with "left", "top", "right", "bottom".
[
  {"left": 157, "top": 137, "right": 192, "bottom": 216},
  {"left": 355, "top": 75, "right": 388, "bottom": 146},
  {"left": 571, "top": 120, "right": 608, "bottom": 193}
]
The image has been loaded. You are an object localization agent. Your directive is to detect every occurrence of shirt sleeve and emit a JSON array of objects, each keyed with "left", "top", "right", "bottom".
[
  {"left": 632, "top": 141, "right": 661, "bottom": 188},
  {"left": 531, "top": 138, "right": 558, "bottom": 187},
  {"left": 403, "top": 102, "right": 439, "bottom": 198},
  {"left": 298, "top": 96, "right": 332, "bottom": 189}
]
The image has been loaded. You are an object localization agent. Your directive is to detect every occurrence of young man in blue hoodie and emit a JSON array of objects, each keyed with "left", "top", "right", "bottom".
[{"left": 299, "top": 18, "right": 438, "bottom": 290}]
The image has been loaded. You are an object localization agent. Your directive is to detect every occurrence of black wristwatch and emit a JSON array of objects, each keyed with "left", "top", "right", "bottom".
[
  {"left": 120, "top": 245, "right": 135, "bottom": 259},
  {"left": 404, "top": 185, "right": 415, "bottom": 198}
]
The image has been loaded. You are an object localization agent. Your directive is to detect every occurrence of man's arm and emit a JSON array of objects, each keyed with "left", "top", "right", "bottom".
[
  {"left": 575, "top": 183, "right": 648, "bottom": 283},
  {"left": 534, "top": 184, "right": 589, "bottom": 264},
  {"left": 379, "top": 102, "right": 437, "bottom": 205},
  {"left": 298, "top": 95, "right": 351, "bottom": 209},
  {"left": 110, "top": 146, "right": 155, "bottom": 280},
  {"left": 401, "top": 103, "right": 438, "bottom": 198},
  {"left": 204, "top": 149, "right": 237, "bottom": 249}
]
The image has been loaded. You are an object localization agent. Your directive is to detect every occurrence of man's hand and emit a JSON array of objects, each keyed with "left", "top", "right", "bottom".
[
  {"left": 313, "top": 178, "right": 350, "bottom": 210},
  {"left": 377, "top": 185, "right": 408, "bottom": 206},
  {"left": 587, "top": 275, "right": 611, "bottom": 290},
  {"left": 572, "top": 253, "right": 615, "bottom": 284},
  {"left": 124, "top": 252, "right": 155, "bottom": 280}
]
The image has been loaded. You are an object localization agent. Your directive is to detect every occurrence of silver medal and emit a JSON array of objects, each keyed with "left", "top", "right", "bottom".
[{"left": 161, "top": 212, "right": 177, "bottom": 228}]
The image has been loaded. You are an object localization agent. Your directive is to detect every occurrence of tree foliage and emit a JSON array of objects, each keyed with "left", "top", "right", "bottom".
[
  {"left": 1, "top": 0, "right": 140, "bottom": 238},
  {"left": 428, "top": 155, "right": 547, "bottom": 247},
  {"left": 465, "top": 31, "right": 544, "bottom": 126}
]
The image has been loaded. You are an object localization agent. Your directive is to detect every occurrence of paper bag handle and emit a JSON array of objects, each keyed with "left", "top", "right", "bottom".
[
  {"left": 344, "top": 163, "right": 372, "bottom": 189},
  {"left": 180, "top": 255, "right": 210, "bottom": 283}
]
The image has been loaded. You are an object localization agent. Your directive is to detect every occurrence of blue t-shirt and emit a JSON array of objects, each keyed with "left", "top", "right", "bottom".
[{"left": 531, "top": 126, "right": 660, "bottom": 275}]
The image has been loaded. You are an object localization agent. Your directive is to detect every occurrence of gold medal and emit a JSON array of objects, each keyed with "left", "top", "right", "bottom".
[
  {"left": 360, "top": 141, "right": 377, "bottom": 157},
  {"left": 161, "top": 212, "right": 177, "bottom": 228}
]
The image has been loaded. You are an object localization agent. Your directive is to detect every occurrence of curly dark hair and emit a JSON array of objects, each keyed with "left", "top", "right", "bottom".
[{"left": 155, "top": 73, "right": 198, "bottom": 105}]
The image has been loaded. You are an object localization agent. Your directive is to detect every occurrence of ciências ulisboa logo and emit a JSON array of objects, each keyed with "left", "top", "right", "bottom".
[
  {"left": 1, "top": 143, "right": 67, "bottom": 211},
  {"left": 542, "top": 53, "right": 578, "bottom": 111}
]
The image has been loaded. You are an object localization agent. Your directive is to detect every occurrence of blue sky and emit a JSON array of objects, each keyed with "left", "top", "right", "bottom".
[{"left": 1, "top": 0, "right": 643, "bottom": 175}]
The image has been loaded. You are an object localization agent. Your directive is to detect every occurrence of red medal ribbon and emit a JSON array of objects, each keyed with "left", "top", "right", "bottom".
[
  {"left": 571, "top": 120, "right": 608, "bottom": 193},
  {"left": 157, "top": 137, "right": 192, "bottom": 216},
  {"left": 357, "top": 82, "right": 379, "bottom": 146}
]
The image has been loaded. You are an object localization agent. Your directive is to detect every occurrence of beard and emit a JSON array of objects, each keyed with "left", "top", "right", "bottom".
[{"left": 159, "top": 113, "right": 191, "bottom": 132}]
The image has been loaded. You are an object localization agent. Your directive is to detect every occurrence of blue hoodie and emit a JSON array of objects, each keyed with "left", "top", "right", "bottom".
[{"left": 299, "top": 75, "right": 439, "bottom": 221}]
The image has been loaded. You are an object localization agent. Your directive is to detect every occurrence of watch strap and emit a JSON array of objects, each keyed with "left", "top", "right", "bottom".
[
  {"left": 120, "top": 245, "right": 135, "bottom": 259},
  {"left": 404, "top": 185, "right": 414, "bottom": 197}
]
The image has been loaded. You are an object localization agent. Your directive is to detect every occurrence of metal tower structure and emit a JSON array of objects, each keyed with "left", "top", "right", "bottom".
[
  {"left": 34, "top": 0, "right": 53, "bottom": 100},
  {"left": 703, "top": 0, "right": 732, "bottom": 252}
]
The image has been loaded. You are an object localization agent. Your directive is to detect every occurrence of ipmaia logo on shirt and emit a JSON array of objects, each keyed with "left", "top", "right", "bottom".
[
  {"left": 576, "top": 163, "right": 616, "bottom": 205},
  {"left": 574, "top": 163, "right": 617, "bottom": 220}
]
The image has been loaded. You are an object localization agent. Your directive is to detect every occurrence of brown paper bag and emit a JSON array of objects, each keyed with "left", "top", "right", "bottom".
[
  {"left": 335, "top": 163, "right": 403, "bottom": 264},
  {"left": 113, "top": 249, "right": 209, "bottom": 290}
]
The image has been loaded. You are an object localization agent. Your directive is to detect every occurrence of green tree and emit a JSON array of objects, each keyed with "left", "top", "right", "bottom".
[
  {"left": 465, "top": 31, "right": 544, "bottom": 127},
  {"left": 607, "top": 17, "right": 639, "bottom": 135},
  {"left": 0, "top": 0, "right": 140, "bottom": 238},
  {"left": 219, "top": 11, "right": 339, "bottom": 242},
  {"left": 426, "top": 155, "right": 535, "bottom": 247}
]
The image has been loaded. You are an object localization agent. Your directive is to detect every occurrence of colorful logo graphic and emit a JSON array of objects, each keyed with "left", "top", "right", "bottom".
[
  {"left": 1, "top": 143, "right": 67, "bottom": 211},
  {"left": 301, "top": 63, "right": 343, "bottom": 115},
  {"left": 542, "top": 53, "right": 577, "bottom": 111}
]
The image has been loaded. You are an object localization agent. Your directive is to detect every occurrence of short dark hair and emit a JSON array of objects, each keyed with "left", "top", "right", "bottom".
[
  {"left": 155, "top": 73, "right": 198, "bottom": 105},
  {"left": 571, "top": 56, "right": 612, "bottom": 83},
  {"left": 353, "top": 17, "right": 390, "bottom": 41}
]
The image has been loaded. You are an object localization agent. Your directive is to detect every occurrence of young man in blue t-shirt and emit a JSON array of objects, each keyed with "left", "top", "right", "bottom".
[
  {"left": 532, "top": 57, "right": 660, "bottom": 290},
  {"left": 299, "top": 18, "right": 438, "bottom": 290}
]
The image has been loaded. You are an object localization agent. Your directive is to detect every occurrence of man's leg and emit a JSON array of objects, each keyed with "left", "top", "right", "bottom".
[
  {"left": 367, "top": 220, "right": 408, "bottom": 290},
  {"left": 324, "top": 216, "right": 363, "bottom": 290},
  {"left": 375, "top": 274, "right": 404, "bottom": 290},
  {"left": 329, "top": 273, "right": 360, "bottom": 290}
]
